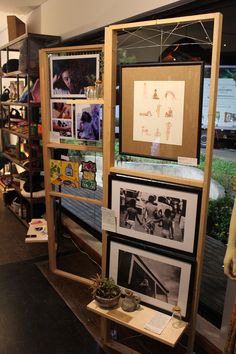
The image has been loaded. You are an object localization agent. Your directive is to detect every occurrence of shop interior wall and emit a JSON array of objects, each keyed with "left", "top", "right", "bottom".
[{"left": 0, "top": 0, "right": 184, "bottom": 44}]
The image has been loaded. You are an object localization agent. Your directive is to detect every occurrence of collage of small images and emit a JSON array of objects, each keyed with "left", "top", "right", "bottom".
[{"left": 51, "top": 101, "right": 102, "bottom": 141}]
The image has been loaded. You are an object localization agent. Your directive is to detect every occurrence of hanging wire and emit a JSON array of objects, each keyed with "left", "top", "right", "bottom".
[{"left": 118, "top": 21, "right": 213, "bottom": 52}]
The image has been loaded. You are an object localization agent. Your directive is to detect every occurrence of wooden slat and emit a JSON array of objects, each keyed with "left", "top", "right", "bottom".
[
  {"left": 186, "top": 13, "right": 223, "bottom": 354},
  {"left": 49, "top": 191, "right": 102, "bottom": 206},
  {"left": 39, "top": 48, "right": 56, "bottom": 271},
  {"left": 64, "top": 99, "right": 104, "bottom": 105},
  {"left": 109, "top": 12, "right": 220, "bottom": 31},
  {"left": 110, "top": 166, "right": 204, "bottom": 188},
  {"left": 41, "top": 44, "right": 104, "bottom": 54},
  {"left": 54, "top": 269, "right": 93, "bottom": 286},
  {"left": 46, "top": 142, "right": 103, "bottom": 152}
]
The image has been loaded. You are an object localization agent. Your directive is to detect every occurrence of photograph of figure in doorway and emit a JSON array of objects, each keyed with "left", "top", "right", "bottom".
[
  {"left": 111, "top": 175, "right": 200, "bottom": 254},
  {"left": 108, "top": 237, "right": 194, "bottom": 318}
]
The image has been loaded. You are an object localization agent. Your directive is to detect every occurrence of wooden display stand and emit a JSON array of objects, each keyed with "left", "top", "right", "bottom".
[{"left": 39, "top": 12, "right": 222, "bottom": 354}]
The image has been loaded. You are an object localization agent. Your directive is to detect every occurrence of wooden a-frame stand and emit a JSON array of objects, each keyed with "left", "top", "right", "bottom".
[{"left": 40, "top": 12, "right": 222, "bottom": 354}]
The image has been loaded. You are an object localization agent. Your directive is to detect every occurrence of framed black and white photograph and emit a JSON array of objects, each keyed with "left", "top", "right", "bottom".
[
  {"left": 120, "top": 62, "right": 204, "bottom": 161},
  {"left": 75, "top": 104, "right": 102, "bottom": 141},
  {"left": 108, "top": 235, "right": 195, "bottom": 319},
  {"left": 50, "top": 54, "right": 100, "bottom": 98},
  {"left": 110, "top": 174, "right": 201, "bottom": 254}
]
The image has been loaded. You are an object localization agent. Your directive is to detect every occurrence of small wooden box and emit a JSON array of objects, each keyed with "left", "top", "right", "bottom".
[{"left": 7, "top": 16, "right": 26, "bottom": 41}]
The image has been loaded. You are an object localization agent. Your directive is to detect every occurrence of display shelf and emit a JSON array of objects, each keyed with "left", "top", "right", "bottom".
[
  {"left": 2, "top": 152, "right": 29, "bottom": 170},
  {"left": 46, "top": 142, "right": 103, "bottom": 152},
  {"left": 1, "top": 32, "right": 60, "bottom": 222},
  {"left": 10, "top": 182, "right": 45, "bottom": 203},
  {"left": 87, "top": 301, "right": 187, "bottom": 347},
  {"left": 2, "top": 127, "right": 40, "bottom": 140},
  {"left": 0, "top": 101, "right": 40, "bottom": 107},
  {"left": 64, "top": 98, "right": 104, "bottom": 105},
  {"left": 2, "top": 70, "right": 27, "bottom": 78},
  {"left": 7, "top": 204, "right": 28, "bottom": 227}
]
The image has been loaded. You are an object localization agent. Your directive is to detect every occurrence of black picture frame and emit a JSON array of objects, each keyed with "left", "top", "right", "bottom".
[
  {"left": 107, "top": 234, "right": 195, "bottom": 320},
  {"left": 119, "top": 62, "right": 204, "bottom": 162},
  {"left": 109, "top": 174, "right": 201, "bottom": 255}
]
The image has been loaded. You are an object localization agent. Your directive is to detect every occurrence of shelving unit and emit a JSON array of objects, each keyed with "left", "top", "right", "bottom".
[
  {"left": 40, "top": 12, "right": 222, "bottom": 354},
  {"left": 0, "top": 33, "right": 60, "bottom": 225}
]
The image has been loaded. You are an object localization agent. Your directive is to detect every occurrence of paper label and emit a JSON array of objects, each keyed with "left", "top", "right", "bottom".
[
  {"left": 178, "top": 156, "right": 198, "bottom": 166},
  {"left": 102, "top": 207, "right": 116, "bottom": 232},
  {"left": 49, "top": 131, "right": 60, "bottom": 143}
]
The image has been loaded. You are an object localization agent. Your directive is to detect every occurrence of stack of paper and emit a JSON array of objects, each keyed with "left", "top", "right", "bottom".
[
  {"left": 25, "top": 218, "right": 48, "bottom": 243},
  {"left": 144, "top": 312, "right": 172, "bottom": 335}
]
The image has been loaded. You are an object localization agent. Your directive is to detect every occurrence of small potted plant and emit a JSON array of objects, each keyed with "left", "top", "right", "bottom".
[{"left": 90, "top": 273, "right": 121, "bottom": 309}]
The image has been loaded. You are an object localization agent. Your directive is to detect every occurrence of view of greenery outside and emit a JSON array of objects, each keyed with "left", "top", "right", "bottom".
[{"left": 199, "top": 154, "right": 236, "bottom": 244}]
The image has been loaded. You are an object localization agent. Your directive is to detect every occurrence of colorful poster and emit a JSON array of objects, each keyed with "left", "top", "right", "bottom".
[
  {"left": 50, "top": 159, "right": 79, "bottom": 188},
  {"left": 50, "top": 159, "right": 62, "bottom": 185},
  {"left": 81, "top": 161, "right": 97, "bottom": 191},
  {"left": 61, "top": 161, "right": 79, "bottom": 188}
]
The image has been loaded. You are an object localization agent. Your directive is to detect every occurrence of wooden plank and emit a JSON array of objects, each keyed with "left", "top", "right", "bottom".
[
  {"left": 54, "top": 269, "right": 93, "bottom": 286},
  {"left": 186, "top": 13, "right": 223, "bottom": 354},
  {"left": 109, "top": 166, "right": 204, "bottom": 188},
  {"left": 39, "top": 48, "right": 57, "bottom": 271},
  {"left": 41, "top": 44, "right": 104, "bottom": 54},
  {"left": 49, "top": 191, "right": 102, "bottom": 206},
  {"left": 46, "top": 142, "right": 103, "bottom": 153},
  {"left": 87, "top": 301, "right": 187, "bottom": 347},
  {"left": 64, "top": 99, "right": 104, "bottom": 105},
  {"left": 109, "top": 12, "right": 220, "bottom": 31}
]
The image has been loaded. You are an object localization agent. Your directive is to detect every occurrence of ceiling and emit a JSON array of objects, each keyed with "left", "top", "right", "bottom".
[{"left": 0, "top": 0, "right": 47, "bottom": 15}]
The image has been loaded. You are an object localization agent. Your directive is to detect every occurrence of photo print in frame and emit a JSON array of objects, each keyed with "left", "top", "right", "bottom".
[
  {"left": 75, "top": 104, "right": 102, "bottom": 141},
  {"left": 50, "top": 54, "right": 100, "bottom": 98},
  {"left": 110, "top": 174, "right": 201, "bottom": 255},
  {"left": 120, "top": 62, "right": 204, "bottom": 161},
  {"left": 107, "top": 234, "right": 195, "bottom": 319}
]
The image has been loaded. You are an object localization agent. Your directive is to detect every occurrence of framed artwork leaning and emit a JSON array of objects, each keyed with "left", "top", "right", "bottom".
[
  {"left": 120, "top": 62, "right": 204, "bottom": 161},
  {"left": 107, "top": 234, "right": 195, "bottom": 319},
  {"left": 109, "top": 174, "right": 201, "bottom": 255}
]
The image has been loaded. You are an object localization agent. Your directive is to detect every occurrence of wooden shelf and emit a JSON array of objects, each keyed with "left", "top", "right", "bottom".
[
  {"left": 3, "top": 127, "right": 28, "bottom": 139},
  {"left": 2, "top": 127, "right": 40, "bottom": 140},
  {"left": 2, "top": 152, "right": 29, "bottom": 170},
  {"left": 46, "top": 142, "right": 103, "bottom": 152},
  {"left": 2, "top": 70, "right": 27, "bottom": 78},
  {"left": 1, "top": 101, "right": 40, "bottom": 107},
  {"left": 64, "top": 98, "right": 104, "bottom": 104},
  {"left": 7, "top": 204, "right": 28, "bottom": 227},
  {"left": 87, "top": 301, "right": 187, "bottom": 347}
]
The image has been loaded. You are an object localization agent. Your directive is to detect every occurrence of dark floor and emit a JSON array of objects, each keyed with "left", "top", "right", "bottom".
[
  {"left": 0, "top": 195, "right": 105, "bottom": 354},
  {"left": 0, "top": 193, "right": 224, "bottom": 354}
]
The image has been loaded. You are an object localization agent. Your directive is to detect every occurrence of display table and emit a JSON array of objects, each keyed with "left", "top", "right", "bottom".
[{"left": 87, "top": 300, "right": 187, "bottom": 347}]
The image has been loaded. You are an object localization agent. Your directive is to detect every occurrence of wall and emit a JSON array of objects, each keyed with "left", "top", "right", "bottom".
[{"left": 1, "top": 0, "right": 185, "bottom": 44}]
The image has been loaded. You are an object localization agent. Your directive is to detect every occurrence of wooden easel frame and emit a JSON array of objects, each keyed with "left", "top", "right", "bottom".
[
  {"left": 39, "top": 44, "right": 104, "bottom": 287},
  {"left": 99, "top": 12, "right": 222, "bottom": 354},
  {"left": 40, "top": 12, "right": 222, "bottom": 354}
]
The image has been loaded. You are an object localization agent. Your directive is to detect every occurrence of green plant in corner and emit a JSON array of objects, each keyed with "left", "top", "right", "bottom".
[{"left": 90, "top": 274, "right": 120, "bottom": 299}]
